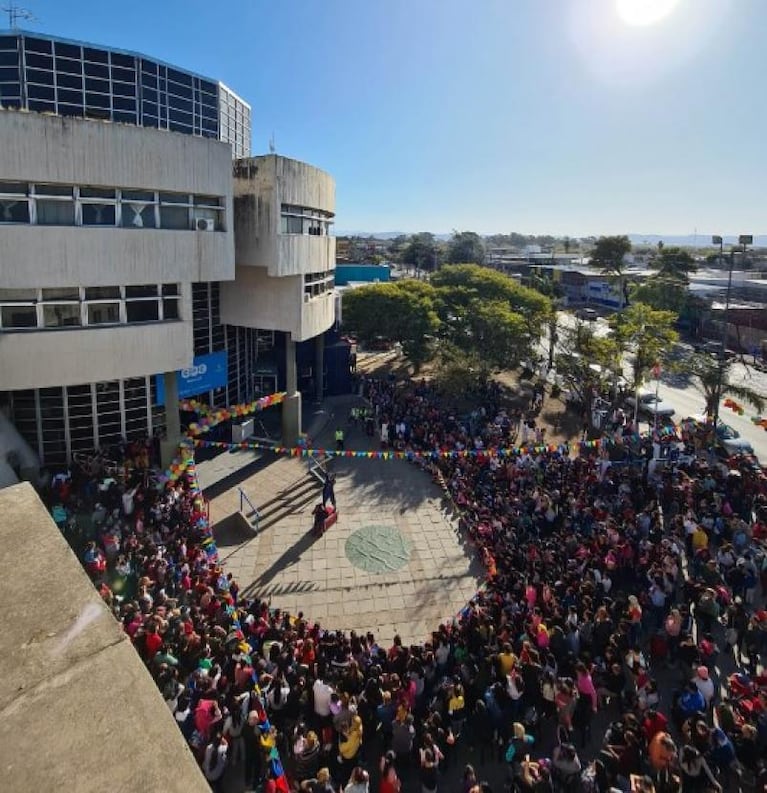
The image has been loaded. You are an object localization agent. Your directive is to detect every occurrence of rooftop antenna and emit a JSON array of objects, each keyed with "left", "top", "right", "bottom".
[
  {"left": 3, "top": 3, "right": 38, "bottom": 29},
  {"left": 268, "top": 132, "right": 276, "bottom": 154}
]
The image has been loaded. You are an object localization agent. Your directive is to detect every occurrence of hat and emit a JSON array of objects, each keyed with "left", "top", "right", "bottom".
[
  {"left": 697, "top": 666, "right": 709, "bottom": 680},
  {"left": 512, "top": 722, "right": 526, "bottom": 740}
]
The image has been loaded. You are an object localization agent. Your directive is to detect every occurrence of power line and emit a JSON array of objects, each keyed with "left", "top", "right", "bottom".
[{"left": 2, "top": 4, "right": 38, "bottom": 29}]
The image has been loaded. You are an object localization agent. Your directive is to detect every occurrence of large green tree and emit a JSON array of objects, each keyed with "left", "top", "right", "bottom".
[
  {"left": 591, "top": 234, "right": 632, "bottom": 307},
  {"left": 431, "top": 264, "right": 551, "bottom": 366},
  {"left": 650, "top": 246, "right": 697, "bottom": 283},
  {"left": 341, "top": 281, "right": 439, "bottom": 371},
  {"left": 401, "top": 232, "right": 438, "bottom": 274},
  {"left": 447, "top": 230, "right": 485, "bottom": 264},
  {"left": 608, "top": 302, "right": 679, "bottom": 392}
]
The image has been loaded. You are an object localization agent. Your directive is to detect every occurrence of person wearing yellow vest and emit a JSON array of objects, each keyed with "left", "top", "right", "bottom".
[{"left": 335, "top": 427, "right": 344, "bottom": 451}]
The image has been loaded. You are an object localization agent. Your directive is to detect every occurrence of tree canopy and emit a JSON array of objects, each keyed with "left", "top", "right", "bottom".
[
  {"left": 608, "top": 302, "right": 679, "bottom": 391},
  {"left": 401, "top": 232, "right": 438, "bottom": 273},
  {"left": 446, "top": 231, "right": 485, "bottom": 265},
  {"left": 687, "top": 353, "right": 765, "bottom": 419},
  {"left": 650, "top": 246, "right": 697, "bottom": 284},
  {"left": 341, "top": 281, "right": 439, "bottom": 370}
]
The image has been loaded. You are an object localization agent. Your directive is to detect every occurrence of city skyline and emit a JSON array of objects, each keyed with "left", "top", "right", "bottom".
[{"left": 7, "top": 0, "right": 766, "bottom": 236}]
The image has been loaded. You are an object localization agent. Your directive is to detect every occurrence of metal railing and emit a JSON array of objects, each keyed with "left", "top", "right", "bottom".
[{"left": 238, "top": 487, "right": 260, "bottom": 533}]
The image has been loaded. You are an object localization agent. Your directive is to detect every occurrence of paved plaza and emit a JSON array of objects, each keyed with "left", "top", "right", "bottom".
[{"left": 206, "top": 399, "right": 483, "bottom": 646}]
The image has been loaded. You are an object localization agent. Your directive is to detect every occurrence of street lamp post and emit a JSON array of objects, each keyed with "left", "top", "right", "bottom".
[{"left": 711, "top": 233, "right": 751, "bottom": 429}]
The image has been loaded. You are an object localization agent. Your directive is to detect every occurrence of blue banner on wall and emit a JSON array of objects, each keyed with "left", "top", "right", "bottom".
[{"left": 155, "top": 351, "right": 228, "bottom": 406}]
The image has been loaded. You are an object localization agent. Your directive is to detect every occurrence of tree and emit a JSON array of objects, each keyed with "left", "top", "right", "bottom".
[
  {"left": 431, "top": 264, "right": 551, "bottom": 365},
  {"left": 608, "top": 302, "right": 679, "bottom": 392},
  {"left": 341, "top": 281, "right": 439, "bottom": 371},
  {"left": 434, "top": 344, "right": 490, "bottom": 398},
  {"left": 591, "top": 235, "right": 632, "bottom": 307},
  {"left": 630, "top": 277, "right": 689, "bottom": 314},
  {"left": 555, "top": 322, "right": 620, "bottom": 417},
  {"left": 687, "top": 353, "right": 765, "bottom": 420},
  {"left": 401, "top": 232, "right": 437, "bottom": 274},
  {"left": 650, "top": 246, "right": 697, "bottom": 284},
  {"left": 447, "top": 230, "right": 485, "bottom": 265}
]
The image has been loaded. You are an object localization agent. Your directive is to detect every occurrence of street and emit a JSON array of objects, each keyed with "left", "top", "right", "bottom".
[{"left": 547, "top": 312, "right": 767, "bottom": 463}]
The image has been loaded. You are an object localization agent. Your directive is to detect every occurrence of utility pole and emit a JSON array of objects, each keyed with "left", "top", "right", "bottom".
[{"left": 3, "top": 4, "right": 37, "bottom": 29}]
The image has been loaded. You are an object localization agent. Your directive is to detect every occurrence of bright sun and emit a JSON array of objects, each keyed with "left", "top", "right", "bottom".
[{"left": 615, "top": 0, "right": 679, "bottom": 26}]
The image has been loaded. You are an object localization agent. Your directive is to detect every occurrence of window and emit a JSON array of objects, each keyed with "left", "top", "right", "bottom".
[
  {"left": 42, "top": 287, "right": 79, "bottom": 300},
  {"left": 280, "top": 203, "right": 334, "bottom": 236},
  {"left": 163, "top": 298, "right": 180, "bottom": 320},
  {"left": 304, "top": 270, "right": 335, "bottom": 299},
  {"left": 85, "top": 286, "right": 120, "bottom": 300},
  {"left": 125, "top": 284, "right": 158, "bottom": 298},
  {"left": 1, "top": 305, "right": 36, "bottom": 328},
  {"left": 43, "top": 303, "right": 81, "bottom": 327},
  {"left": 82, "top": 203, "right": 115, "bottom": 226},
  {"left": 0, "top": 288, "right": 36, "bottom": 300},
  {"left": 0, "top": 181, "right": 28, "bottom": 222},
  {"left": 87, "top": 302, "right": 120, "bottom": 324},
  {"left": 160, "top": 204, "right": 189, "bottom": 230},
  {"left": 126, "top": 300, "right": 159, "bottom": 323}
]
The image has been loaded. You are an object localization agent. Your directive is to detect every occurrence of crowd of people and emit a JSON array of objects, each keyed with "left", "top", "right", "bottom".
[{"left": 46, "top": 375, "right": 767, "bottom": 793}]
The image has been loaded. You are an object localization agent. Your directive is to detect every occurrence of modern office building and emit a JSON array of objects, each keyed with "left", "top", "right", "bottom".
[
  {"left": 0, "top": 30, "right": 336, "bottom": 477},
  {"left": 0, "top": 30, "right": 251, "bottom": 157}
]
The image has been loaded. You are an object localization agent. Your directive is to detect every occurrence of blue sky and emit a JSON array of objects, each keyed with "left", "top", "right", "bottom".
[{"left": 11, "top": 0, "right": 766, "bottom": 236}]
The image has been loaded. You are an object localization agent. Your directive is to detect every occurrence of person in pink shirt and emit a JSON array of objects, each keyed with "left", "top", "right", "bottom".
[{"left": 575, "top": 662, "right": 598, "bottom": 711}]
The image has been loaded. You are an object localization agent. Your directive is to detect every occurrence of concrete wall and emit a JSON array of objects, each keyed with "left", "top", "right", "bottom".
[
  {"left": 0, "top": 320, "right": 192, "bottom": 389},
  {"left": 233, "top": 154, "right": 335, "bottom": 277},
  {"left": 220, "top": 265, "right": 335, "bottom": 342},
  {"left": 0, "top": 111, "right": 235, "bottom": 287}
]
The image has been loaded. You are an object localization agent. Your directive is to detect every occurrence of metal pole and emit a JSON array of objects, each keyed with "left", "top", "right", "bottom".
[{"left": 713, "top": 248, "right": 737, "bottom": 428}]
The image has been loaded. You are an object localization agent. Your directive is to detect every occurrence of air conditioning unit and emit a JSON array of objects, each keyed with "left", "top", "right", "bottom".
[{"left": 195, "top": 217, "right": 215, "bottom": 232}]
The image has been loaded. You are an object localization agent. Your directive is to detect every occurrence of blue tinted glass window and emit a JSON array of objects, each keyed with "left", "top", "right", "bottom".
[
  {"left": 142, "top": 100, "right": 158, "bottom": 114},
  {"left": 84, "top": 62, "right": 109, "bottom": 79},
  {"left": 112, "top": 81, "right": 136, "bottom": 98},
  {"left": 168, "top": 95, "right": 192, "bottom": 113},
  {"left": 111, "top": 65, "right": 135, "bottom": 82},
  {"left": 25, "top": 38, "right": 53, "bottom": 54},
  {"left": 1, "top": 97, "right": 21, "bottom": 108},
  {"left": 0, "top": 66, "right": 19, "bottom": 80},
  {"left": 28, "top": 83, "right": 54, "bottom": 100},
  {"left": 85, "top": 77, "right": 109, "bottom": 93},
  {"left": 85, "top": 92, "right": 110, "bottom": 108},
  {"left": 56, "top": 72, "right": 82, "bottom": 90},
  {"left": 0, "top": 50, "right": 19, "bottom": 67},
  {"left": 166, "top": 67, "right": 191, "bottom": 85},
  {"left": 28, "top": 99, "right": 54, "bottom": 111},
  {"left": 142, "top": 87, "right": 157, "bottom": 102},
  {"left": 83, "top": 47, "right": 108, "bottom": 63},
  {"left": 113, "top": 110, "right": 137, "bottom": 123},
  {"left": 54, "top": 42, "right": 81, "bottom": 59},
  {"left": 142, "top": 114, "right": 159, "bottom": 127},
  {"left": 57, "top": 87, "right": 83, "bottom": 104},
  {"left": 113, "top": 96, "right": 135, "bottom": 111},
  {"left": 55, "top": 56, "right": 82, "bottom": 74},
  {"left": 27, "top": 67, "right": 53, "bottom": 84},
  {"left": 58, "top": 103, "right": 83, "bottom": 116},
  {"left": 110, "top": 52, "right": 134, "bottom": 68},
  {"left": 25, "top": 52, "right": 52, "bottom": 69},
  {"left": 0, "top": 36, "right": 18, "bottom": 48}
]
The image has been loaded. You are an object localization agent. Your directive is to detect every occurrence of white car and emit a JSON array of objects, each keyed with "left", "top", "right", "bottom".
[{"left": 625, "top": 390, "right": 676, "bottom": 418}]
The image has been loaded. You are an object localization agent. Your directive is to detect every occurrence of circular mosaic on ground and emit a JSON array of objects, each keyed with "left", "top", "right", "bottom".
[{"left": 345, "top": 525, "right": 412, "bottom": 573}]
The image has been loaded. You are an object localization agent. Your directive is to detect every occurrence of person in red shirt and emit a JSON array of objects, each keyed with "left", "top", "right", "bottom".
[{"left": 642, "top": 709, "right": 668, "bottom": 744}]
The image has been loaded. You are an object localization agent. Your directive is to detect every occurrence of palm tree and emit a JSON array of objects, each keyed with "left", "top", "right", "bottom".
[
  {"left": 591, "top": 235, "right": 632, "bottom": 307},
  {"left": 688, "top": 353, "right": 765, "bottom": 420}
]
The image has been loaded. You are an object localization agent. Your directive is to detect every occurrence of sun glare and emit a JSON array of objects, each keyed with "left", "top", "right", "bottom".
[{"left": 615, "top": 0, "right": 679, "bottom": 26}]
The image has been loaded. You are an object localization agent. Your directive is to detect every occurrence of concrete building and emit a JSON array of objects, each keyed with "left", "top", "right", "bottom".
[
  {"left": 0, "top": 482, "right": 210, "bottom": 792},
  {"left": 0, "top": 31, "right": 336, "bottom": 475},
  {"left": 222, "top": 155, "right": 336, "bottom": 442}
]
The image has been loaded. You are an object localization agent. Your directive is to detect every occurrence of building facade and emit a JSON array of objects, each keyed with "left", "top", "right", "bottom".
[{"left": 0, "top": 32, "right": 335, "bottom": 474}]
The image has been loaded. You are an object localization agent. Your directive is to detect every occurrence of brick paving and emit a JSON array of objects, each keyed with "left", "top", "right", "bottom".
[{"left": 206, "top": 397, "right": 482, "bottom": 646}]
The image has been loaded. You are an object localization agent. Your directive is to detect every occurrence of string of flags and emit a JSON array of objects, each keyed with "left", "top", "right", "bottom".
[{"left": 185, "top": 392, "right": 286, "bottom": 437}]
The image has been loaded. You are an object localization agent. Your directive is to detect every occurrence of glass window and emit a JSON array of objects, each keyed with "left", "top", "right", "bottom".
[
  {"left": 28, "top": 99, "right": 55, "bottom": 112},
  {"left": 24, "top": 52, "right": 52, "bottom": 69},
  {"left": 43, "top": 304, "right": 81, "bottom": 327},
  {"left": 84, "top": 47, "right": 108, "bottom": 64},
  {"left": 161, "top": 284, "right": 179, "bottom": 296},
  {"left": 1, "top": 305, "right": 36, "bottom": 328},
  {"left": 126, "top": 300, "right": 159, "bottom": 323},
  {"left": 57, "top": 87, "right": 84, "bottom": 104},
  {"left": 286, "top": 215, "right": 302, "bottom": 234},
  {"left": 87, "top": 302, "right": 120, "bottom": 325},
  {"left": 160, "top": 192, "right": 190, "bottom": 205},
  {"left": 111, "top": 52, "right": 135, "bottom": 69},
  {"left": 81, "top": 202, "right": 115, "bottom": 226},
  {"left": 80, "top": 186, "right": 115, "bottom": 199},
  {"left": 55, "top": 57, "right": 83, "bottom": 75},
  {"left": 121, "top": 202, "right": 156, "bottom": 229},
  {"left": 0, "top": 181, "right": 26, "bottom": 195},
  {"left": 85, "top": 286, "right": 120, "bottom": 300},
  {"left": 125, "top": 284, "right": 158, "bottom": 298},
  {"left": 122, "top": 190, "right": 154, "bottom": 202},
  {"left": 56, "top": 71, "right": 83, "bottom": 90},
  {"left": 160, "top": 205, "right": 189, "bottom": 230},
  {"left": 27, "top": 83, "right": 55, "bottom": 101},
  {"left": 0, "top": 198, "right": 29, "bottom": 223},
  {"left": 55, "top": 42, "right": 81, "bottom": 59},
  {"left": 36, "top": 184, "right": 72, "bottom": 197},
  {"left": 42, "top": 287, "right": 79, "bottom": 300},
  {"left": 194, "top": 195, "right": 221, "bottom": 207},
  {"left": 113, "top": 111, "right": 137, "bottom": 124},
  {"left": 58, "top": 103, "right": 83, "bottom": 117},
  {"left": 163, "top": 298, "right": 180, "bottom": 320},
  {"left": 36, "top": 199, "right": 74, "bottom": 225},
  {"left": 0, "top": 50, "right": 19, "bottom": 67},
  {"left": 85, "top": 91, "right": 110, "bottom": 108}
]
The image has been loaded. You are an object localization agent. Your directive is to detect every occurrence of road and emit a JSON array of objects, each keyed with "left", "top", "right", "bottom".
[{"left": 545, "top": 313, "right": 767, "bottom": 463}]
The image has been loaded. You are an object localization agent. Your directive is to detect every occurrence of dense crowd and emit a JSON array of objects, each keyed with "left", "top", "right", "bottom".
[{"left": 47, "top": 376, "right": 767, "bottom": 793}]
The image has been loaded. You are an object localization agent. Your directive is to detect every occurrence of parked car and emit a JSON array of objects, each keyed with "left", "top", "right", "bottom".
[
  {"left": 625, "top": 390, "right": 676, "bottom": 418},
  {"left": 682, "top": 415, "right": 755, "bottom": 457},
  {"left": 698, "top": 340, "right": 737, "bottom": 359},
  {"left": 575, "top": 307, "right": 598, "bottom": 321}
]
